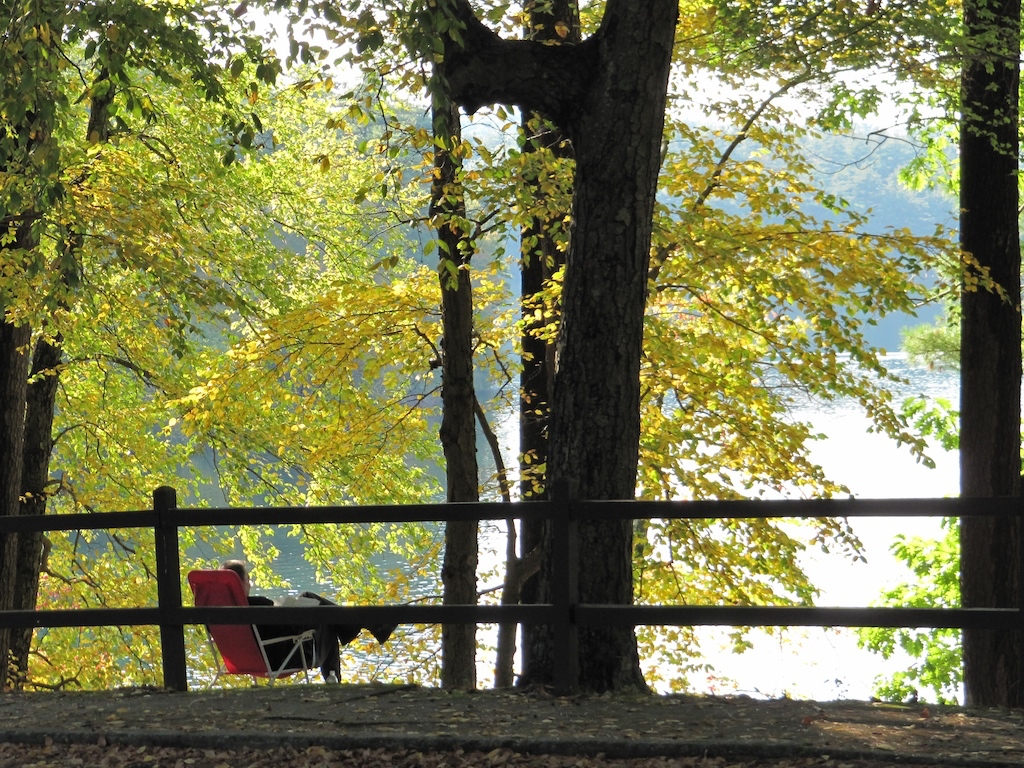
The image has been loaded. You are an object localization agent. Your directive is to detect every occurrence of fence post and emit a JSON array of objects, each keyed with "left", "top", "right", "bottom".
[
  {"left": 550, "top": 478, "right": 579, "bottom": 693},
  {"left": 154, "top": 486, "right": 187, "bottom": 691}
]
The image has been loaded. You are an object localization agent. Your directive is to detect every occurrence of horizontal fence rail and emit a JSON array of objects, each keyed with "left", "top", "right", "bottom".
[{"left": 0, "top": 487, "right": 1021, "bottom": 693}]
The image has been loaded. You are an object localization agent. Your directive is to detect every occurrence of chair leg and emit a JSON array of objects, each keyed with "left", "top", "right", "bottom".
[
  {"left": 203, "top": 630, "right": 228, "bottom": 690},
  {"left": 300, "top": 638, "right": 311, "bottom": 683},
  {"left": 254, "top": 627, "right": 316, "bottom": 683}
]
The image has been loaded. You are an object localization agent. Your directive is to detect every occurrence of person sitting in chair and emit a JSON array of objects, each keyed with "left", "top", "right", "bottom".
[{"left": 221, "top": 560, "right": 395, "bottom": 683}]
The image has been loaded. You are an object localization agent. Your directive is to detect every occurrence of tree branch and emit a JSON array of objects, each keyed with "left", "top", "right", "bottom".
[{"left": 441, "top": 0, "right": 597, "bottom": 125}]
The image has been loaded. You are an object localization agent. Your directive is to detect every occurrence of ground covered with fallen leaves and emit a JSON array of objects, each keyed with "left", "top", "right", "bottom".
[
  {"left": 1, "top": 685, "right": 1021, "bottom": 767},
  {"left": 0, "top": 743, "right": 1001, "bottom": 768}
]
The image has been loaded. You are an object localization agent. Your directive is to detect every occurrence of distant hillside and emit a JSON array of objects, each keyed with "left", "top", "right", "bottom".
[
  {"left": 800, "top": 132, "right": 955, "bottom": 351},
  {"left": 706, "top": 130, "right": 954, "bottom": 352}
]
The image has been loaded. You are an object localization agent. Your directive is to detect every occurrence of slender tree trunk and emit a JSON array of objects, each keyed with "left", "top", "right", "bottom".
[
  {"left": 959, "top": 0, "right": 1022, "bottom": 708},
  {"left": 433, "top": 82, "right": 480, "bottom": 691},
  {"left": 515, "top": 135, "right": 557, "bottom": 683}
]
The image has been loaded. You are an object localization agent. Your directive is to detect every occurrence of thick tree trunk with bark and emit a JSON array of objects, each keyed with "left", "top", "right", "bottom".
[
  {"left": 0, "top": 320, "right": 31, "bottom": 688},
  {"left": 433, "top": 89, "right": 480, "bottom": 690},
  {"left": 5, "top": 77, "right": 108, "bottom": 687},
  {"left": 959, "top": 0, "right": 1022, "bottom": 708},
  {"left": 9, "top": 336, "right": 62, "bottom": 685},
  {"left": 442, "top": 0, "right": 677, "bottom": 692},
  {"left": 0, "top": 2, "right": 70, "bottom": 687},
  {"left": 515, "top": 0, "right": 578, "bottom": 691},
  {"left": 0, "top": 180, "right": 45, "bottom": 692},
  {"left": 541, "top": 2, "right": 675, "bottom": 692}
]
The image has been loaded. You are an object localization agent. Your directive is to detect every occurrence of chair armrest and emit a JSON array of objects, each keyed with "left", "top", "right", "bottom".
[{"left": 258, "top": 628, "right": 316, "bottom": 646}]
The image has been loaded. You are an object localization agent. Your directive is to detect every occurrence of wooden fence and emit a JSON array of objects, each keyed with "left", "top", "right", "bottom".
[{"left": 0, "top": 486, "right": 1021, "bottom": 693}]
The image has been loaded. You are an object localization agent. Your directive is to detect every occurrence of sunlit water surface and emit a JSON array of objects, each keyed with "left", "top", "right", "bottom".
[{"left": 194, "top": 356, "right": 960, "bottom": 700}]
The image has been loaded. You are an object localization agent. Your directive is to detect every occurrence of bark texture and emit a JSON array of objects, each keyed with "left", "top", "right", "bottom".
[
  {"left": 959, "top": 0, "right": 1022, "bottom": 708},
  {"left": 543, "top": 1, "right": 675, "bottom": 692},
  {"left": 10, "top": 336, "right": 61, "bottom": 684},
  {"left": 0, "top": 320, "right": 31, "bottom": 689},
  {"left": 4, "top": 71, "right": 109, "bottom": 687},
  {"left": 433, "top": 88, "right": 480, "bottom": 691},
  {"left": 442, "top": 0, "right": 677, "bottom": 691},
  {"left": 515, "top": 0, "right": 579, "bottom": 691},
  {"left": 0, "top": 3, "right": 59, "bottom": 686}
]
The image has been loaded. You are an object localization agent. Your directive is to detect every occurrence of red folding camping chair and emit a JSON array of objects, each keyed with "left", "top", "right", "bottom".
[{"left": 187, "top": 569, "right": 316, "bottom": 686}]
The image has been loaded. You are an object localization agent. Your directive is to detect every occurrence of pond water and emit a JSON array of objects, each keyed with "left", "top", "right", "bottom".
[
  {"left": 689, "top": 354, "right": 959, "bottom": 701},
  {"left": 193, "top": 355, "right": 961, "bottom": 699}
]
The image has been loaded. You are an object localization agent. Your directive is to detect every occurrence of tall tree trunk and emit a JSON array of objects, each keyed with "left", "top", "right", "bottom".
[
  {"left": 959, "top": 0, "right": 1022, "bottom": 708},
  {"left": 0, "top": 319, "right": 31, "bottom": 688},
  {"left": 441, "top": 0, "right": 676, "bottom": 692},
  {"left": 9, "top": 335, "right": 61, "bottom": 686},
  {"left": 514, "top": 0, "right": 578, "bottom": 691},
  {"left": 7, "top": 71, "right": 111, "bottom": 686},
  {"left": 544, "top": 1, "right": 675, "bottom": 692},
  {"left": 0, "top": 0, "right": 62, "bottom": 689},
  {"left": 433, "top": 81, "right": 480, "bottom": 691}
]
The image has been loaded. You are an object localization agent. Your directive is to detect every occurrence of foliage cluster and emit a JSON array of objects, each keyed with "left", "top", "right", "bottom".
[
  {"left": 9, "top": 41, "right": 452, "bottom": 686},
  {"left": 858, "top": 518, "right": 962, "bottom": 705}
]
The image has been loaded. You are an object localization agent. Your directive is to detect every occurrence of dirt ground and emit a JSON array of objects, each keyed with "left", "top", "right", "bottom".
[{"left": 1, "top": 684, "right": 1022, "bottom": 767}]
